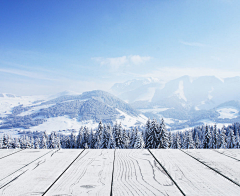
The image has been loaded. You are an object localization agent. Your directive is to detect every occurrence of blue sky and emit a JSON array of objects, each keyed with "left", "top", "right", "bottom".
[{"left": 1, "top": 0, "right": 240, "bottom": 95}]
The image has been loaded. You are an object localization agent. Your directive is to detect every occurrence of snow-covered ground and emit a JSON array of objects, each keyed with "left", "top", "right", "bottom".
[
  {"left": 28, "top": 116, "right": 99, "bottom": 134},
  {"left": 139, "top": 107, "right": 171, "bottom": 114},
  {"left": 18, "top": 104, "right": 55, "bottom": 116},
  {"left": 115, "top": 109, "right": 148, "bottom": 128},
  {"left": 217, "top": 108, "right": 239, "bottom": 119},
  {"left": 0, "top": 94, "right": 47, "bottom": 117}
]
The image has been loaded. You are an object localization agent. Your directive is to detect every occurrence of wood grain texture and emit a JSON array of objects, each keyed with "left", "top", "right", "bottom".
[
  {"left": 151, "top": 149, "right": 240, "bottom": 196},
  {"left": 0, "top": 149, "right": 81, "bottom": 196},
  {"left": 183, "top": 149, "right": 240, "bottom": 186},
  {"left": 0, "top": 149, "right": 22, "bottom": 159},
  {"left": 214, "top": 149, "right": 240, "bottom": 161},
  {"left": 0, "top": 149, "right": 52, "bottom": 182},
  {"left": 112, "top": 149, "right": 182, "bottom": 196},
  {"left": 45, "top": 149, "right": 114, "bottom": 196}
]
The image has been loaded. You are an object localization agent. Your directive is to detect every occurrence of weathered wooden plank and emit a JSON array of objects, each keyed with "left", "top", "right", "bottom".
[
  {"left": 183, "top": 149, "right": 240, "bottom": 186},
  {"left": 151, "top": 149, "right": 240, "bottom": 196},
  {"left": 0, "top": 149, "right": 82, "bottom": 196},
  {"left": 214, "top": 149, "right": 240, "bottom": 161},
  {"left": 112, "top": 149, "right": 182, "bottom": 196},
  {"left": 0, "top": 149, "right": 52, "bottom": 182},
  {"left": 0, "top": 149, "right": 22, "bottom": 159},
  {"left": 45, "top": 149, "right": 114, "bottom": 196}
]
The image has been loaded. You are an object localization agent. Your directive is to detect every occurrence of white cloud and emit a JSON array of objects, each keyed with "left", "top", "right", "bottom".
[
  {"left": 179, "top": 40, "right": 206, "bottom": 47},
  {"left": 92, "top": 55, "right": 152, "bottom": 70}
]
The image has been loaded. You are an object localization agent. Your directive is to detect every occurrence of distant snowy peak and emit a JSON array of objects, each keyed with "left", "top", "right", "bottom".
[
  {"left": 49, "top": 90, "right": 81, "bottom": 99},
  {"left": 110, "top": 77, "right": 162, "bottom": 96},
  {"left": 174, "top": 80, "right": 187, "bottom": 102},
  {"left": 0, "top": 93, "right": 17, "bottom": 98}
]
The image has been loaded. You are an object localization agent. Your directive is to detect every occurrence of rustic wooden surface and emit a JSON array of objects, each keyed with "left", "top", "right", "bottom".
[
  {"left": 151, "top": 149, "right": 240, "bottom": 196},
  {"left": 0, "top": 149, "right": 240, "bottom": 196}
]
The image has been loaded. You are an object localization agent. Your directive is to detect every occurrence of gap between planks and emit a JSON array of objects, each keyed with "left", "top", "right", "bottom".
[
  {"left": 42, "top": 149, "right": 86, "bottom": 196},
  {"left": 148, "top": 149, "right": 186, "bottom": 196},
  {"left": 0, "top": 149, "right": 55, "bottom": 183},
  {"left": 180, "top": 149, "right": 240, "bottom": 188},
  {"left": 110, "top": 149, "right": 116, "bottom": 196},
  {"left": 212, "top": 149, "right": 240, "bottom": 162},
  {"left": 0, "top": 149, "right": 24, "bottom": 160}
]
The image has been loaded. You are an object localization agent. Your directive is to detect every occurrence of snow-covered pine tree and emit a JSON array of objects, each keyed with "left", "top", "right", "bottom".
[
  {"left": 194, "top": 132, "right": 201, "bottom": 149},
  {"left": 30, "top": 137, "right": 35, "bottom": 149},
  {"left": 180, "top": 132, "right": 187, "bottom": 149},
  {"left": 134, "top": 131, "right": 145, "bottom": 149},
  {"left": 159, "top": 119, "right": 169, "bottom": 149},
  {"left": 122, "top": 128, "right": 129, "bottom": 149},
  {"left": 114, "top": 123, "right": 124, "bottom": 149},
  {"left": 70, "top": 133, "right": 76, "bottom": 149},
  {"left": 49, "top": 132, "right": 58, "bottom": 149},
  {"left": 107, "top": 130, "right": 116, "bottom": 149},
  {"left": 212, "top": 124, "right": 218, "bottom": 149},
  {"left": 89, "top": 129, "right": 95, "bottom": 149},
  {"left": 81, "top": 126, "right": 89, "bottom": 148},
  {"left": 41, "top": 131, "right": 48, "bottom": 149},
  {"left": 169, "top": 132, "right": 173, "bottom": 149},
  {"left": 130, "top": 128, "right": 137, "bottom": 148},
  {"left": 144, "top": 119, "right": 151, "bottom": 145},
  {"left": 100, "top": 124, "right": 110, "bottom": 149},
  {"left": 188, "top": 131, "right": 195, "bottom": 149},
  {"left": 34, "top": 137, "right": 40, "bottom": 149},
  {"left": 176, "top": 133, "right": 181, "bottom": 149},
  {"left": 202, "top": 125, "right": 212, "bottom": 149},
  {"left": 2, "top": 134, "right": 10, "bottom": 149},
  {"left": 227, "top": 129, "right": 235, "bottom": 149},
  {"left": 146, "top": 119, "right": 158, "bottom": 148},
  {"left": 235, "top": 131, "right": 240, "bottom": 149},
  {"left": 95, "top": 121, "right": 103, "bottom": 148},
  {"left": 76, "top": 128, "right": 83, "bottom": 148},
  {"left": 220, "top": 128, "right": 227, "bottom": 149}
]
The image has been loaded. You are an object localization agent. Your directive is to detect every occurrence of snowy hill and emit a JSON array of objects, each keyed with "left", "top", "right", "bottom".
[
  {"left": 0, "top": 90, "right": 147, "bottom": 135},
  {"left": 110, "top": 76, "right": 240, "bottom": 130}
]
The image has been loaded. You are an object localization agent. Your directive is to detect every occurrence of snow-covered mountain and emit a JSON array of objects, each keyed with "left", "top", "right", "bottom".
[
  {"left": 110, "top": 78, "right": 164, "bottom": 103},
  {"left": 110, "top": 76, "right": 240, "bottom": 130},
  {"left": 0, "top": 90, "right": 147, "bottom": 135}
]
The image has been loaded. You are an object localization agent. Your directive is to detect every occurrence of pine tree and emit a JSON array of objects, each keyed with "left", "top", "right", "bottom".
[
  {"left": 202, "top": 125, "right": 212, "bottom": 149},
  {"left": 176, "top": 133, "right": 181, "bottom": 149},
  {"left": 195, "top": 132, "right": 201, "bottom": 149},
  {"left": 235, "top": 131, "right": 240, "bottom": 149},
  {"left": 41, "top": 131, "right": 48, "bottom": 149},
  {"left": 212, "top": 124, "right": 218, "bottom": 149},
  {"left": 188, "top": 131, "right": 195, "bottom": 149},
  {"left": 70, "top": 133, "right": 76, "bottom": 148},
  {"left": 76, "top": 128, "right": 83, "bottom": 148},
  {"left": 160, "top": 119, "right": 169, "bottom": 149},
  {"left": 107, "top": 130, "right": 116, "bottom": 149},
  {"left": 2, "top": 134, "right": 10, "bottom": 149},
  {"left": 227, "top": 129, "right": 235, "bottom": 149},
  {"left": 100, "top": 124, "right": 110, "bottom": 149},
  {"left": 49, "top": 132, "right": 57, "bottom": 149},
  {"left": 134, "top": 131, "right": 145, "bottom": 149},
  {"left": 130, "top": 128, "right": 137, "bottom": 148},
  {"left": 220, "top": 128, "right": 227, "bottom": 149},
  {"left": 146, "top": 119, "right": 158, "bottom": 148},
  {"left": 95, "top": 121, "right": 103, "bottom": 148},
  {"left": 34, "top": 137, "right": 40, "bottom": 149}
]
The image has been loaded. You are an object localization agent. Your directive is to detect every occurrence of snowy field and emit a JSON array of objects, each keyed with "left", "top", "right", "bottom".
[{"left": 0, "top": 149, "right": 240, "bottom": 195}]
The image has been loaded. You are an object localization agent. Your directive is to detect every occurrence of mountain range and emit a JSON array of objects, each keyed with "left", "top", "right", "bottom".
[{"left": 1, "top": 75, "right": 240, "bottom": 136}]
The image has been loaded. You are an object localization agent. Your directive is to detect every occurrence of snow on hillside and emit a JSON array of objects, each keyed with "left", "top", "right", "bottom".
[
  {"left": 217, "top": 108, "right": 239, "bottom": 119},
  {"left": 29, "top": 116, "right": 99, "bottom": 133},
  {"left": 0, "top": 94, "right": 46, "bottom": 117},
  {"left": 174, "top": 80, "right": 187, "bottom": 102},
  {"left": 115, "top": 109, "right": 148, "bottom": 128}
]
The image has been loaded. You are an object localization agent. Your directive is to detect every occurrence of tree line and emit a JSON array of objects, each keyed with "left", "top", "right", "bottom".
[{"left": 0, "top": 119, "right": 240, "bottom": 149}]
